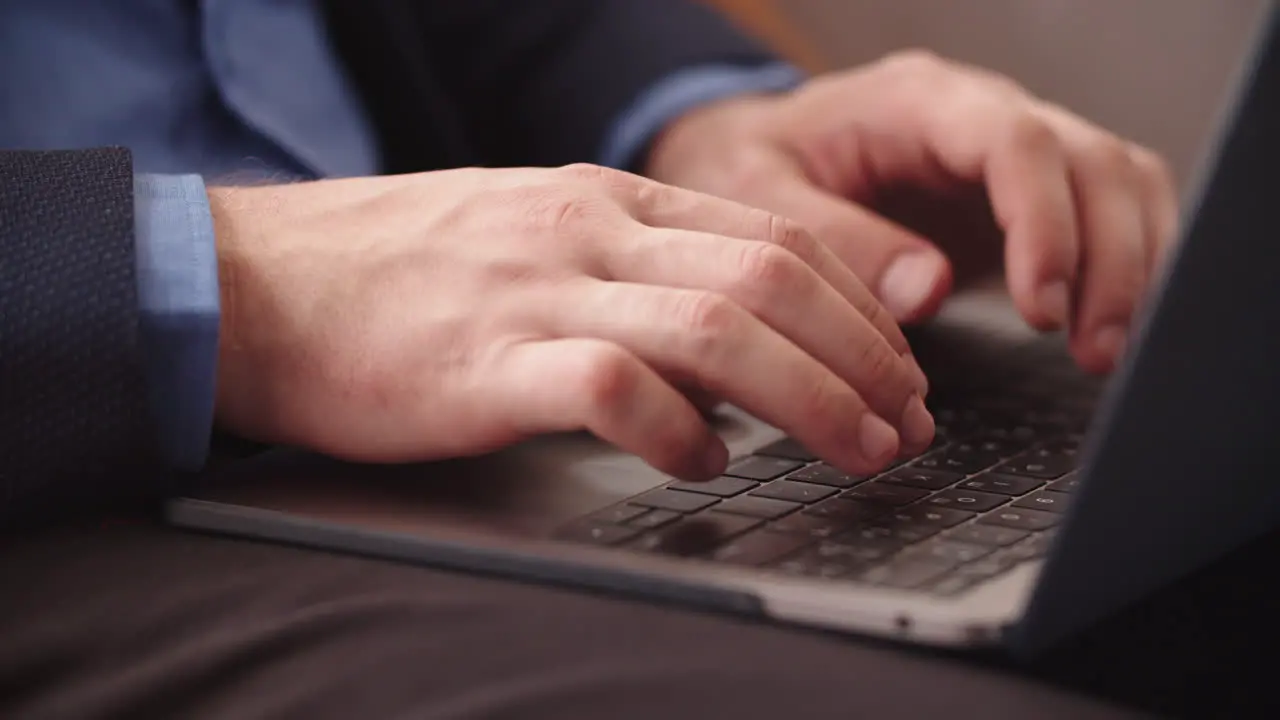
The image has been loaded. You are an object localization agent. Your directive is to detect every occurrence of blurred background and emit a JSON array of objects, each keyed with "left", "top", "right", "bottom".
[{"left": 707, "top": 0, "right": 1271, "bottom": 191}]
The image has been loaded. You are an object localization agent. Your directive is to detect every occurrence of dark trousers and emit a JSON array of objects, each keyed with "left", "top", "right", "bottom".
[{"left": 1, "top": 518, "right": 1273, "bottom": 719}]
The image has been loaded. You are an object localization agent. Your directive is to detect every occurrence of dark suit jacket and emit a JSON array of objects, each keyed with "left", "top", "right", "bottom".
[{"left": 0, "top": 0, "right": 775, "bottom": 526}]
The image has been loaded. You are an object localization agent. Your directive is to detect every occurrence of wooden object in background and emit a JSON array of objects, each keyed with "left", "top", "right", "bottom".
[{"left": 700, "top": 0, "right": 828, "bottom": 72}]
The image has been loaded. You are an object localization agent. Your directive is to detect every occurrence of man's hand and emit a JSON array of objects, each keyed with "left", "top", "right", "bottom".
[
  {"left": 645, "top": 51, "right": 1180, "bottom": 373},
  {"left": 208, "top": 165, "right": 933, "bottom": 480}
]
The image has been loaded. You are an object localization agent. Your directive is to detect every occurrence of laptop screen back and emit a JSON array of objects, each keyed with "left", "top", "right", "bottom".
[{"left": 1015, "top": 2, "right": 1280, "bottom": 653}]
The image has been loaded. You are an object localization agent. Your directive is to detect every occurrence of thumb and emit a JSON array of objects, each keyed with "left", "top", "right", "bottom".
[{"left": 759, "top": 175, "right": 953, "bottom": 324}]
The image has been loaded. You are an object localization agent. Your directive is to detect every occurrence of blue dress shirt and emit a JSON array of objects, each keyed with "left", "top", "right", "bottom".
[{"left": 0, "top": 0, "right": 802, "bottom": 471}]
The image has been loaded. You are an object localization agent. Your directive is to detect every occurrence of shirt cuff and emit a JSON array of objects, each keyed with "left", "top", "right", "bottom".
[
  {"left": 598, "top": 61, "right": 806, "bottom": 172},
  {"left": 133, "top": 174, "right": 221, "bottom": 472}
]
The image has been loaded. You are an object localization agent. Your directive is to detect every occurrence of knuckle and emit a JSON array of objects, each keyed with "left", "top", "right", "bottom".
[
  {"left": 884, "top": 48, "right": 945, "bottom": 75},
  {"left": 1009, "top": 112, "right": 1061, "bottom": 156},
  {"left": 854, "top": 337, "right": 901, "bottom": 389},
  {"left": 766, "top": 213, "right": 819, "bottom": 261},
  {"left": 676, "top": 291, "right": 743, "bottom": 353},
  {"left": 559, "top": 162, "right": 634, "bottom": 190},
  {"left": 796, "top": 373, "right": 852, "bottom": 438},
  {"left": 523, "top": 189, "right": 607, "bottom": 233},
  {"left": 631, "top": 176, "right": 674, "bottom": 214},
  {"left": 859, "top": 298, "right": 900, "bottom": 347},
  {"left": 576, "top": 344, "right": 640, "bottom": 411},
  {"left": 1130, "top": 146, "right": 1175, "bottom": 185},
  {"left": 1082, "top": 134, "right": 1134, "bottom": 172},
  {"left": 734, "top": 242, "right": 808, "bottom": 299}
]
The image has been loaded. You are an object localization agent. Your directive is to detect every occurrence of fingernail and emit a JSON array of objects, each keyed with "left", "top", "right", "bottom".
[
  {"left": 900, "top": 394, "right": 935, "bottom": 449},
  {"left": 903, "top": 353, "right": 929, "bottom": 396},
  {"left": 704, "top": 439, "right": 729, "bottom": 478},
  {"left": 1095, "top": 324, "right": 1129, "bottom": 362},
  {"left": 858, "top": 413, "right": 900, "bottom": 465},
  {"left": 879, "top": 253, "right": 943, "bottom": 321},
  {"left": 1037, "top": 281, "right": 1071, "bottom": 327}
]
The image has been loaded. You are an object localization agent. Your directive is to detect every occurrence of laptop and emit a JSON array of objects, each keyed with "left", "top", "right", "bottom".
[{"left": 166, "top": 3, "right": 1280, "bottom": 657}]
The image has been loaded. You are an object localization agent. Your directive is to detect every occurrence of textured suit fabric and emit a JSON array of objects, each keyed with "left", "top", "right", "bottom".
[{"left": 0, "top": 148, "right": 154, "bottom": 527}]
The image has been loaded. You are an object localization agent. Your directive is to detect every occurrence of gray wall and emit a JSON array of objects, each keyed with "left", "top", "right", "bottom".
[{"left": 782, "top": 0, "right": 1270, "bottom": 189}]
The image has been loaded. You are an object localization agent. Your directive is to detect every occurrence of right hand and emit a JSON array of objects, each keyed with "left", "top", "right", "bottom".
[{"left": 210, "top": 164, "right": 934, "bottom": 481}]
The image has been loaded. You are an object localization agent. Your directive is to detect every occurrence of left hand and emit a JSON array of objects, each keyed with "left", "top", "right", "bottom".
[{"left": 644, "top": 51, "right": 1179, "bottom": 373}]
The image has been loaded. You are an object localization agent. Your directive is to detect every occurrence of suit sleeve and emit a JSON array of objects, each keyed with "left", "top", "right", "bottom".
[
  {"left": 326, "top": 0, "right": 780, "bottom": 169},
  {"left": 0, "top": 148, "right": 157, "bottom": 526}
]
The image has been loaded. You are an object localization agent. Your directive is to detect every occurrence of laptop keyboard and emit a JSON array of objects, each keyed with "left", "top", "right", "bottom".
[{"left": 554, "top": 342, "right": 1102, "bottom": 597}]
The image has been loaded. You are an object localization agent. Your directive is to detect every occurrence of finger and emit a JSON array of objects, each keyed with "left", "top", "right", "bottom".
[
  {"left": 900, "top": 86, "right": 1082, "bottom": 331},
  {"left": 1126, "top": 144, "right": 1180, "bottom": 277},
  {"left": 603, "top": 229, "right": 933, "bottom": 453},
  {"left": 543, "top": 279, "right": 908, "bottom": 474},
  {"left": 749, "top": 174, "right": 952, "bottom": 325},
  {"left": 605, "top": 180, "right": 931, "bottom": 393},
  {"left": 1035, "top": 104, "right": 1148, "bottom": 371},
  {"left": 492, "top": 338, "right": 729, "bottom": 481},
  {"left": 681, "top": 386, "right": 726, "bottom": 418}
]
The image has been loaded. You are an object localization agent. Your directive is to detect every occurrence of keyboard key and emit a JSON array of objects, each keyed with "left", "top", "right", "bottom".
[
  {"left": 669, "top": 476, "right": 758, "bottom": 497},
  {"left": 857, "top": 520, "right": 942, "bottom": 544},
  {"left": 717, "top": 495, "right": 802, "bottom": 520},
  {"left": 929, "top": 573, "right": 983, "bottom": 596},
  {"left": 556, "top": 522, "right": 641, "bottom": 546},
  {"left": 947, "top": 525, "right": 1029, "bottom": 547},
  {"left": 627, "top": 509, "right": 682, "bottom": 529},
  {"left": 712, "top": 529, "right": 813, "bottom": 566},
  {"left": 958, "top": 473, "right": 1044, "bottom": 496},
  {"left": 917, "top": 449, "right": 1001, "bottom": 475},
  {"left": 954, "top": 436, "right": 1029, "bottom": 456},
  {"left": 787, "top": 463, "right": 868, "bottom": 488},
  {"left": 767, "top": 513, "right": 850, "bottom": 540},
  {"left": 756, "top": 437, "right": 818, "bottom": 462},
  {"left": 953, "top": 553, "right": 1021, "bottom": 580},
  {"left": 589, "top": 504, "right": 649, "bottom": 525},
  {"left": 841, "top": 483, "right": 930, "bottom": 506},
  {"left": 814, "top": 539, "right": 899, "bottom": 564},
  {"left": 882, "top": 456, "right": 913, "bottom": 470},
  {"left": 925, "top": 489, "right": 1010, "bottom": 513},
  {"left": 773, "top": 555, "right": 851, "bottom": 579},
  {"left": 978, "top": 507, "right": 1062, "bottom": 531},
  {"left": 982, "top": 424, "right": 1038, "bottom": 443},
  {"left": 630, "top": 513, "right": 761, "bottom": 556},
  {"left": 1023, "top": 529, "right": 1059, "bottom": 555},
  {"left": 1048, "top": 473, "right": 1081, "bottom": 493},
  {"left": 860, "top": 557, "right": 955, "bottom": 589},
  {"left": 750, "top": 480, "right": 838, "bottom": 504},
  {"left": 880, "top": 468, "right": 962, "bottom": 490},
  {"left": 724, "top": 456, "right": 805, "bottom": 481},
  {"left": 631, "top": 489, "right": 718, "bottom": 514},
  {"left": 1042, "top": 437, "right": 1083, "bottom": 454},
  {"left": 887, "top": 505, "right": 975, "bottom": 528},
  {"left": 996, "top": 449, "right": 1075, "bottom": 479},
  {"left": 804, "top": 498, "right": 889, "bottom": 522},
  {"left": 911, "top": 540, "right": 993, "bottom": 564},
  {"left": 1012, "top": 490, "right": 1073, "bottom": 513}
]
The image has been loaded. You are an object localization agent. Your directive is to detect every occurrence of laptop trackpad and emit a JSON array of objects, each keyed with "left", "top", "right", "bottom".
[{"left": 182, "top": 406, "right": 784, "bottom": 540}]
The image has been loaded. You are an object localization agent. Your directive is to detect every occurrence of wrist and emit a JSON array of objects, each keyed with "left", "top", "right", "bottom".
[{"left": 206, "top": 186, "right": 267, "bottom": 443}]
